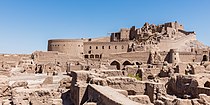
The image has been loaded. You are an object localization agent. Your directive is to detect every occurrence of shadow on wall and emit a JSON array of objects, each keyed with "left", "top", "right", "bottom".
[{"left": 61, "top": 90, "right": 74, "bottom": 105}]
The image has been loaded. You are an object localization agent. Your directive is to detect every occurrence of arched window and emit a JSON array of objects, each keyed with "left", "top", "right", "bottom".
[
  {"left": 88, "top": 51, "right": 91, "bottom": 54},
  {"left": 122, "top": 46, "right": 124, "bottom": 49}
]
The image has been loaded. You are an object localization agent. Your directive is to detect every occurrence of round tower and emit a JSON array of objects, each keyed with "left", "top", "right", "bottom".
[{"left": 170, "top": 49, "right": 180, "bottom": 64}]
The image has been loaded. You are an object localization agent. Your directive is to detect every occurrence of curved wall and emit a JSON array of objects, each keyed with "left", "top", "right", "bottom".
[{"left": 48, "top": 39, "right": 85, "bottom": 59}]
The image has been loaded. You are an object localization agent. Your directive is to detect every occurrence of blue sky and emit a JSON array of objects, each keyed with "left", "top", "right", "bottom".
[{"left": 0, "top": 0, "right": 210, "bottom": 54}]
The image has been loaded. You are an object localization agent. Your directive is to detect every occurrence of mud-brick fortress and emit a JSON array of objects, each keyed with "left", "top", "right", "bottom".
[
  {"left": 42, "top": 21, "right": 209, "bottom": 71},
  {"left": 1, "top": 21, "right": 210, "bottom": 105}
]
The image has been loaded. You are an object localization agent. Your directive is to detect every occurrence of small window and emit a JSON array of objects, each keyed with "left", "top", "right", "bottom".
[
  {"left": 115, "top": 46, "right": 117, "bottom": 49},
  {"left": 122, "top": 46, "right": 124, "bottom": 49},
  {"left": 90, "top": 54, "right": 94, "bottom": 58},
  {"left": 89, "top": 46, "right": 92, "bottom": 49},
  {"left": 63, "top": 44, "right": 65, "bottom": 46},
  {"left": 78, "top": 45, "right": 80, "bottom": 47},
  {"left": 109, "top": 46, "right": 111, "bottom": 49},
  {"left": 175, "top": 58, "right": 176, "bottom": 60},
  {"left": 95, "top": 55, "right": 99, "bottom": 58},
  {"left": 96, "top": 46, "right": 98, "bottom": 49},
  {"left": 102, "top": 46, "right": 104, "bottom": 49},
  {"left": 84, "top": 55, "right": 89, "bottom": 58},
  {"left": 88, "top": 51, "right": 91, "bottom": 54}
]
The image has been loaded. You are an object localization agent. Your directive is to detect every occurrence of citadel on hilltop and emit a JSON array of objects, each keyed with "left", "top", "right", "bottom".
[{"left": 44, "top": 21, "right": 209, "bottom": 70}]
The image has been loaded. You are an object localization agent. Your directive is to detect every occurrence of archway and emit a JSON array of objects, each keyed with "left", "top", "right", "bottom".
[
  {"left": 127, "top": 90, "right": 136, "bottom": 95},
  {"left": 136, "top": 62, "right": 142, "bottom": 65},
  {"left": 203, "top": 55, "right": 208, "bottom": 61},
  {"left": 122, "top": 60, "right": 132, "bottom": 66},
  {"left": 110, "top": 61, "right": 120, "bottom": 70},
  {"left": 204, "top": 81, "right": 210, "bottom": 88}
]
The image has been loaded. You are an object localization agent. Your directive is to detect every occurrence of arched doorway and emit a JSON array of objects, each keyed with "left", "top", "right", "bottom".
[
  {"left": 136, "top": 62, "right": 142, "bottom": 65},
  {"left": 204, "top": 81, "right": 210, "bottom": 88},
  {"left": 110, "top": 61, "right": 120, "bottom": 70},
  {"left": 122, "top": 61, "right": 132, "bottom": 66},
  {"left": 203, "top": 55, "right": 208, "bottom": 61}
]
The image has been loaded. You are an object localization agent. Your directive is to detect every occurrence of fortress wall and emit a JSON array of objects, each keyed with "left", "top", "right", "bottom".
[
  {"left": 179, "top": 54, "right": 195, "bottom": 62},
  {"left": 83, "top": 42, "right": 129, "bottom": 58},
  {"left": 109, "top": 51, "right": 150, "bottom": 64},
  {"left": 33, "top": 51, "right": 61, "bottom": 63},
  {"left": 48, "top": 39, "right": 84, "bottom": 59},
  {"left": 32, "top": 51, "right": 75, "bottom": 65},
  {"left": 158, "top": 34, "right": 196, "bottom": 52},
  {"left": 160, "top": 51, "right": 203, "bottom": 63}
]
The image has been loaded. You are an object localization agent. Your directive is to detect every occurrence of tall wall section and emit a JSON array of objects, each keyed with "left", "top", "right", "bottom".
[{"left": 158, "top": 34, "right": 196, "bottom": 52}]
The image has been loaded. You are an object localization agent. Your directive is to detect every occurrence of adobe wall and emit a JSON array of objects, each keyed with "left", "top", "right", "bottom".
[
  {"left": 158, "top": 34, "right": 196, "bottom": 52},
  {"left": 48, "top": 39, "right": 85, "bottom": 59},
  {"left": 109, "top": 51, "right": 150, "bottom": 64},
  {"left": 33, "top": 51, "right": 69, "bottom": 64},
  {"left": 179, "top": 52, "right": 203, "bottom": 62},
  {"left": 83, "top": 42, "right": 129, "bottom": 58},
  {"left": 0, "top": 54, "right": 31, "bottom": 67},
  {"left": 32, "top": 51, "right": 83, "bottom": 73}
]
